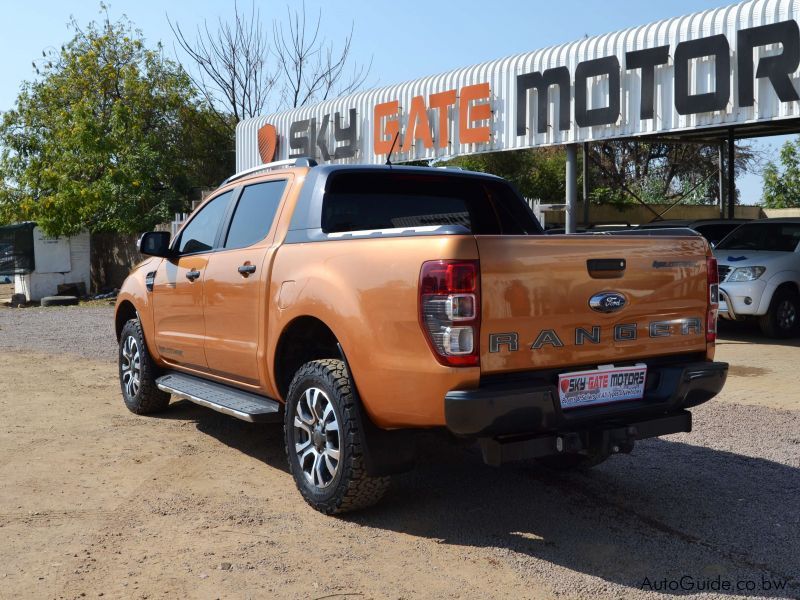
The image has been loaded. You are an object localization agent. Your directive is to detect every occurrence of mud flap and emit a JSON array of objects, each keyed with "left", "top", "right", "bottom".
[{"left": 337, "top": 343, "right": 416, "bottom": 476}]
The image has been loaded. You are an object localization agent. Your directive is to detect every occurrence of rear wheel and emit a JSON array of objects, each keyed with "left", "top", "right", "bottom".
[
  {"left": 284, "top": 359, "right": 390, "bottom": 514},
  {"left": 759, "top": 287, "right": 800, "bottom": 338},
  {"left": 118, "top": 319, "right": 170, "bottom": 414}
]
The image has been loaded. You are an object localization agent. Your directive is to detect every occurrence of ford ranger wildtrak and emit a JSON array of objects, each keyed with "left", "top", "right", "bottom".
[{"left": 115, "top": 159, "right": 728, "bottom": 514}]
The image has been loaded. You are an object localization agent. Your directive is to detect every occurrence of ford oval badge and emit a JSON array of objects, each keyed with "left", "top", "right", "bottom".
[{"left": 589, "top": 292, "right": 627, "bottom": 313}]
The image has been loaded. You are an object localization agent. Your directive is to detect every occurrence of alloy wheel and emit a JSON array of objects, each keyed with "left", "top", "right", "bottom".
[
  {"left": 293, "top": 387, "right": 341, "bottom": 488},
  {"left": 777, "top": 299, "right": 797, "bottom": 331},
  {"left": 121, "top": 335, "right": 141, "bottom": 398}
]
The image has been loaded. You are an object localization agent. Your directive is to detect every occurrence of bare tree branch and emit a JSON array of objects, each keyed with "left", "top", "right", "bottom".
[
  {"left": 273, "top": 1, "right": 371, "bottom": 109},
  {"left": 168, "top": 1, "right": 372, "bottom": 137},
  {"left": 167, "top": 0, "right": 276, "bottom": 134}
]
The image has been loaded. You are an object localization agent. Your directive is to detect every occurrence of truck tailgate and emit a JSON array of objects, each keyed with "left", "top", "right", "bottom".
[{"left": 477, "top": 235, "right": 710, "bottom": 374}]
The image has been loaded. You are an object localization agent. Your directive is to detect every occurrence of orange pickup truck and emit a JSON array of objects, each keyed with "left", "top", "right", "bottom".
[{"left": 115, "top": 159, "right": 727, "bottom": 514}]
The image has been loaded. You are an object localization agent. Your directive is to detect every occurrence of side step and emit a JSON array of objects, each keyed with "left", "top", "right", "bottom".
[{"left": 156, "top": 372, "right": 281, "bottom": 423}]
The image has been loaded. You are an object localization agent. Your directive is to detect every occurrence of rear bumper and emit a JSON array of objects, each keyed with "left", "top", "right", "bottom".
[
  {"left": 478, "top": 411, "right": 694, "bottom": 467},
  {"left": 444, "top": 360, "right": 728, "bottom": 439}
]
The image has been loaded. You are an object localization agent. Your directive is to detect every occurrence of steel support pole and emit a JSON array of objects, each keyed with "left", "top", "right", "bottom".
[
  {"left": 718, "top": 141, "right": 725, "bottom": 219},
  {"left": 582, "top": 142, "right": 590, "bottom": 226},
  {"left": 727, "top": 128, "right": 736, "bottom": 219},
  {"left": 565, "top": 144, "right": 578, "bottom": 234}
]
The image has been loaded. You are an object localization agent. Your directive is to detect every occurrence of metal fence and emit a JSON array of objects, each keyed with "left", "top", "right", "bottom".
[
  {"left": 0, "top": 222, "right": 36, "bottom": 276},
  {"left": 169, "top": 213, "right": 189, "bottom": 238}
]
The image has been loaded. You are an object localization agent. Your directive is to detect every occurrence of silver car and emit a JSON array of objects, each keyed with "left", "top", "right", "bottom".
[{"left": 714, "top": 218, "right": 800, "bottom": 338}]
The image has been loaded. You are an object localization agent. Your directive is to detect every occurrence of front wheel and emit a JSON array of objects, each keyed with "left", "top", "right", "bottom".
[
  {"left": 284, "top": 359, "right": 390, "bottom": 514},
  {"left": 118, "top": 319, "right": 170, "bottom": 414},
  {"left": 759, "top": 288, "right": 800, "bottom": 338}
]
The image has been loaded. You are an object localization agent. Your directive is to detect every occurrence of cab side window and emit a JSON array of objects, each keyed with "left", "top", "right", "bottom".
[
  {"left": 177, "top": 191, "right": 232, "bottom": 254},
  {"left": 224, "top": 180, "right": 288, "bottom": 250}
]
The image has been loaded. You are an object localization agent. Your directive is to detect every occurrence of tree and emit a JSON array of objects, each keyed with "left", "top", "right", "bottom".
[
  {"left": 0, "top": 9, "right": 232, "bottom": 236},
  {"left": 589, "top": 140, "right": 756, "bottom": 207},
  {"left": 442, "top": 139, "right": 758, "bottom": 214},
  {"left": 444, "top": 148, "right": 570, "bottom": 203},
  {"left": 169, "top": 1, "right": 370, "bottom": 134},
  {"left": 762, "top": 137, "right": 800, "bottom": 208}
]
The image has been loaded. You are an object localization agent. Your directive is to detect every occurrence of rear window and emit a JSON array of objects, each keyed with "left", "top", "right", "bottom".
[
  {"left": 716, "top": 223, "right": 800, "bottom": 252},
  {"left": 693, "top": 223, "right": 742, "bottom": 246},
  {"left": 321, "top": 172, "right": 542, "bottom": 235}
]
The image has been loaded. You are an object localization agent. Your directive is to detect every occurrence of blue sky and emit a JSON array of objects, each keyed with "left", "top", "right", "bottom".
[{"left": 1, "top": 0, "right": 791, "bottom": 203}]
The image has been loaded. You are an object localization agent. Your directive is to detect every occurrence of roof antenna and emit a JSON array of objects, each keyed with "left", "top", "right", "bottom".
[{"left": 385, "top": 131, "right": 400, "bottom": 167}]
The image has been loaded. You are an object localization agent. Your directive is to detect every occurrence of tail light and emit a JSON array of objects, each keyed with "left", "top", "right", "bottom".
[
  {"left": 419, "top": 260, "right": 480, "bottom": 367},
  {"left": 706, "top": 256, "right": 719, "bottom": 343}
]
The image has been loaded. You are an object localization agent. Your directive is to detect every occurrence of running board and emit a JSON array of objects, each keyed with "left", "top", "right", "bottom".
[{"left": 156, "top": 372, "right": 281, "bottom": 423}]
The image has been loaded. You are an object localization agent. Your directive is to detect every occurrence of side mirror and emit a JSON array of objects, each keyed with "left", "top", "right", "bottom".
[{"left": 137, "top": 231, "right": 173, "bottom": 258}]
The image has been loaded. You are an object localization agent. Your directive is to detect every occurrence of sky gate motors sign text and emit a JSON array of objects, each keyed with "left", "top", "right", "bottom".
[
  {"left": 236, "top": 1, "right": 800, "bottom": 170},
  {"left": 284, "top": 83, "right": 492, "bottom": 162},
  {"left": 516, "top": 20, "right": 799, "bottom": 135}
]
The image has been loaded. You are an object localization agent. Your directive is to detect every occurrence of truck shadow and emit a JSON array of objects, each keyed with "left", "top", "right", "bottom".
[
  {"left": 155, "top": 399, "right": 289, "bottom": 473},
  {"left": 155, "top": 400, "right": 798, "bottom": 597},
  {"left": 350, "top": 436, "right": 799, "bottom": 598},
  {"left": 717, "top": 321, "right": 800, "bottom": 347}
]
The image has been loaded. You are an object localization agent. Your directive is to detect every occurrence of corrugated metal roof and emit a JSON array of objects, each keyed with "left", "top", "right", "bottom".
[{"left": 237, "top": 0, "right": 800, "bottom": 170}]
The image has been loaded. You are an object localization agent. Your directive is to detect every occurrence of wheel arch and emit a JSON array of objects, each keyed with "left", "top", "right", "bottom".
[
  {"left": 774, "top": 280, "right": 800, "bottom": 296},
  {"left": 115, "top": 300, "right": 138, "bottom": 341},
  {"left": 273, "top": 316, "right": 343, "bottom": 401},
  {"left": 759, "top": 275, "right": 800, "bottom": 314}
]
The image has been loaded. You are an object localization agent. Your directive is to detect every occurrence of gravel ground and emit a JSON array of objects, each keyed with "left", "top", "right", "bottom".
[
  {"left": 0, "top": 305, "right": 798, "bottom": 599},
  {"left": 0, "top": 304, "right": 116, "bottom": 361}
]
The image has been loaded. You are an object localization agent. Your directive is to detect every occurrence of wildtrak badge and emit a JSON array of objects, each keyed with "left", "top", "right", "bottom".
[{"left": 488, "top": 317, "right": 703, "bottom": 352}]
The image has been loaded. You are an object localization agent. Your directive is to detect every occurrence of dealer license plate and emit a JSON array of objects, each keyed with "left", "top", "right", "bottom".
[{"left": 558, "top": 364, "right": 647, "bottom": 410}]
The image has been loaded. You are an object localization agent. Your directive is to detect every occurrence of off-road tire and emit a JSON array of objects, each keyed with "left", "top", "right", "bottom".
[
  {"left": 284, "top": 359, "right": 390, "bottom": 514},
  {"left": 536, "top": 449, "right": 611, "bottom": 470},
  {"left": 118, "top": 318, "right": 170, "bottom": 414},
  {"left": 758, "top": 287, "right": 800, "bottom": 338}
]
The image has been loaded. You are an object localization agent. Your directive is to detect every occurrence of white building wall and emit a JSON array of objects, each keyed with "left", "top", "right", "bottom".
[{"left": 14, "top": 228, "right": 91, "bottom": 301}]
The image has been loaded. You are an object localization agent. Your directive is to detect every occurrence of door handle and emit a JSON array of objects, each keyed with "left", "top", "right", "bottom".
[
  {"left": 185, "top": 269, "right": 201, "bottom": 281},
  {"left": 238, "top": 264, "right": 257, "bottom": 276}
]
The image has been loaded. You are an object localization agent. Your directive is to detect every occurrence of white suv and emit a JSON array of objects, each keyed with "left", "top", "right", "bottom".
[{"left": 714, "top": 218, "right": 800, "bottom": 338}]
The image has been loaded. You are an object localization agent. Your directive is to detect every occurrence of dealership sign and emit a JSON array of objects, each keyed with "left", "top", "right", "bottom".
[{"left": 237, "top": 0, "right": 800, "bottom": 170}]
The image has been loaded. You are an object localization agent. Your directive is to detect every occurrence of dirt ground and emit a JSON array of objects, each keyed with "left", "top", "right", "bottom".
[
  {"left": 0, "top": 307, "right": 797, "bottom": 599},
  {"left": 0, "top": 281, "right": 13, "bottom": 303}
]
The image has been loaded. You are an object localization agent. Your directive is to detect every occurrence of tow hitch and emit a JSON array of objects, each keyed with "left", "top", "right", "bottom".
[{"left": 478, "top": 411, "right": 691, "bottom": 466}]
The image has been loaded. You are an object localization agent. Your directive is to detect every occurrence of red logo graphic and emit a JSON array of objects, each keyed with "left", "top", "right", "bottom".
[
  {"left": 257, "top": 123, "right": 278, "bottom": 163},
  {"left": 560, "top": 379, "right": 570, "bottom": 393}
]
